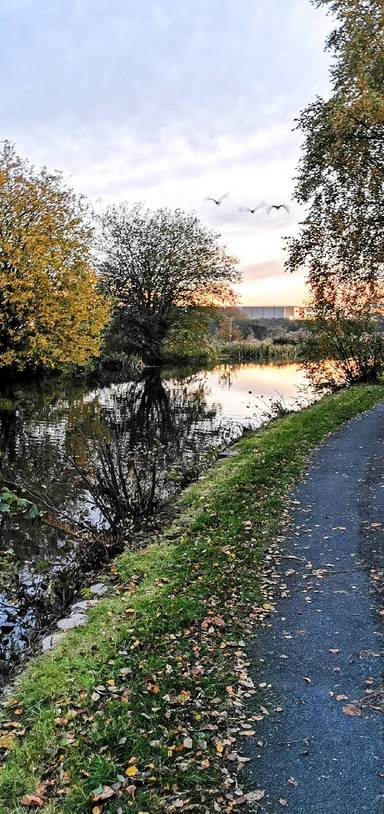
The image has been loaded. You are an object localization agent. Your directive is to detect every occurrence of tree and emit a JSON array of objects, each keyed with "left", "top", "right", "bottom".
[
  {"left": 286, "top": 0, "right": 384, "bottom": 299},
  {"left": 302, "top": 282, "right": 384, "bottom": 388},
  {"left": 0, "top": 142, "right": 109, "bottom": 372},
  {"left": 216, "top": 315, "right": 242, "bottom": 342},
  {"left": 99, "top": 203, "right": 239, "bottom": 364},
  {"left": 163, "top": 306, "right": 215, "bottom": 361}
]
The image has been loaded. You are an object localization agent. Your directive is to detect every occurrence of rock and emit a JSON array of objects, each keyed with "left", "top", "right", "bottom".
[
  {"left": 218, "top": 448, "right": 239, "bottom": 459},
  {"left": 70, "top": 599, "right": 98, "bottom": 613},
  {"left": 57, "top": 613, "right": 87, "bottom": 631},
  {"left": 41, "top": 632, "right": 65, "bottom": 652},
  {"left": 88, "top": 583, "right": 108, "bottom": 596}
]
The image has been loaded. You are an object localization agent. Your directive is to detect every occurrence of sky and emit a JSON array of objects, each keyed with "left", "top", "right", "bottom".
[{"left": 0, "top": 0, "right": 332, "bottom": 305}]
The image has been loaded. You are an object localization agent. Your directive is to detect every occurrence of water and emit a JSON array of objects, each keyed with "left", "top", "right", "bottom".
[{"left": 0, "top": 361, "right": 311, "bottom": 679}]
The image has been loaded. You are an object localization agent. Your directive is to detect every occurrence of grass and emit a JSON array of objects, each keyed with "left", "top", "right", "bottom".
[
  {"left": 1, "top": 385, "right": 384, "bottom": 813},
  {"left": 217, "top": 339, "right": 300, "bottom": 362},
  {"left": 164, "top": 338, "right": 301, "bottom": 365}
]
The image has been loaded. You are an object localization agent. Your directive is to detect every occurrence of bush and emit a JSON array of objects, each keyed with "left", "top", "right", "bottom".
[{"left": 303, "top": 296, "right": 384, "bottom": 389}]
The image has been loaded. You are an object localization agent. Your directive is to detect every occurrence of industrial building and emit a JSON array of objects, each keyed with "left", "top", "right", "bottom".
[{"left": 240, "top": 305, "right": 303, "bottom": 320}]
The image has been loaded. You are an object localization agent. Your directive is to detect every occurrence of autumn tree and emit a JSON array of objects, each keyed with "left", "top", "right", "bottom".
[
  {"left": 286, "top": 0, "right": 384, "bottom": 299},
  {"left": 216, "top": 315, "right": 242, "bottom": 342},
  {"left": 303, "top": 281, "right": 384, "bottom": 388},
  {"left": 99, "top": 203, "right": 239, "bottom": 365},
  {"left": 0, "top": 142, "right": 109, "bottom": 372}
]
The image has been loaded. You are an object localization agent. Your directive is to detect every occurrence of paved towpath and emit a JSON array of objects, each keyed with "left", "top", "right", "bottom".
[{"left": 245, "top": 401, "right": 384, "bottom": 814}]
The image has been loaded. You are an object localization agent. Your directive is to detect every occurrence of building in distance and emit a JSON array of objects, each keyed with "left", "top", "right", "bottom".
[{"left": 240, "top": 305, "right": 304, "bottom": 320}]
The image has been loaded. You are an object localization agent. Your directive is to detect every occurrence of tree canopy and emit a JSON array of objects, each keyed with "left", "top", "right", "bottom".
[
  {"left": 0, "top": 142, "right": 109, "bottom": 372},
  {"left": 286, "top": 0, "right": 384, "bottom": 299},
  {"left": 99, "top": 203, "right": 239, "bottom": 364}
]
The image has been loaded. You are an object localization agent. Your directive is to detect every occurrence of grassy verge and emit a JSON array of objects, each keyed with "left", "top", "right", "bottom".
[{"left": 1, "top": 385, "right": 383, "bottom": 813}]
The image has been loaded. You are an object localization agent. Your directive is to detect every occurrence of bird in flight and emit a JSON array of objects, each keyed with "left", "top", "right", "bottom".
[
  {"left": 239, "top": 200, "right": 266, "bottom": 214},
  {"left": 266, "top": 204, "right": 290, "bottom": 215},
  {"left": 204, "top": 192, "right": 229, "bottom": 206}
]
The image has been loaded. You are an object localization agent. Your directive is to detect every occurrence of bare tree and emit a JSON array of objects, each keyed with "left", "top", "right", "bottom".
[{"left": 99, "top": 203, "right": 239, "bottom": 365}]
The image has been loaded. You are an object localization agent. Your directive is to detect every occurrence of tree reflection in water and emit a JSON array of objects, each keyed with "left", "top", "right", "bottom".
[
  {"left": 0, "top": 368, "right": 236, "bottom": 672},
  {"left": 69, "top": 368, "right": 232, "bottom": 536}
]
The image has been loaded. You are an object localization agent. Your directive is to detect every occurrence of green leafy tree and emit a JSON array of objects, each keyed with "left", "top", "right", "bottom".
[
  {"left": 0, "top": 142, "right": 110, "bottom": 371},
  {"left": 286, "top": 0, "right": 384, "bottom": 298},
  {"left": 164, "top": 306, "right": 215, "bottom": 361},
  {"left": 99, "top": 203, "right": 239, "bottom": 365}
]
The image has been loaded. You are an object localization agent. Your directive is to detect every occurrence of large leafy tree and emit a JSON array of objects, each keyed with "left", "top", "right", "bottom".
[
  {"left": 0, "top": 142, "right": 109, "bottom": 371},
  {"left": 286, "top": 0, "right": 384, "bottom": 299},
  {"left": 99, "top": 203, "right": 239, "bottom": 364}
]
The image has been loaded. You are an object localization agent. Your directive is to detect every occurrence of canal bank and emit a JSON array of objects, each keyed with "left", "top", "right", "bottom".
[
  {"left": 0, "top": 361, "right": 308, "bottom": 683},
  {"left": 1, "top": 385, "right": 384, "bottom": 813}
]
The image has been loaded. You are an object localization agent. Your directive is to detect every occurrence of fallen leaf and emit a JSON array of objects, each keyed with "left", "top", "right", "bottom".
[
  {"left": 328, "top": 648, "right": 340, "bottom": 654},
  {"left": 279, "top": 800, "right": 288, "bottom": 807},
  {"left": 245, "top": 790, "right": 265, "bottom": 802},
  {"left": 335, "top": 694, "right": 348, "bottom": 702},
  {"left": 125, "top": 765, "right": 139, "bottom": 777},
  {"left": 20, "top": 795, "right": 45, "bottom": 808},
  {"left": 119, "top": 667, "right": 132, "bottom": 677},
  {"left": 0, "top": 734, "right": 17, "bottom": 750},
  {"left": 342, "top": 704, "right": 361, "bottom": 717},
  {"left": 92, "top": 785, "right": 115, "bottom": 802}
]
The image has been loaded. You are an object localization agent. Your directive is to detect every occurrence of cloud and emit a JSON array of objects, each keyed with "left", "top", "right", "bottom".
[
  {"left": 241, "top": 260, "right": 287, "bottom": 282},
  {"left": 0, "top": 0, "right": 332, "bottom": 303}
]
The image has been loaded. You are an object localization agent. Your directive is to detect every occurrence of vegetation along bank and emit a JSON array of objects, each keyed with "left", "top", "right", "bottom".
[{"left": 0, "top": 384, "right": 383, "bottom": 813}]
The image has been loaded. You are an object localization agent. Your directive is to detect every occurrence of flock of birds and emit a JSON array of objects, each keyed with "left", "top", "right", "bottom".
[{"left": 204, "top": 191, "right": 290, "bottom": 215}]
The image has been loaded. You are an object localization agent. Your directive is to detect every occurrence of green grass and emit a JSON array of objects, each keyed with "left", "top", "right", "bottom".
[
  {"left": 217, "top": 339, "right": 300, "bottom": 362},
  {"left": 1, "top": 385, "right": 383, "bottom": 813},
  {"left": 164, "top": 338, "right": 301, "bottom": 365}
]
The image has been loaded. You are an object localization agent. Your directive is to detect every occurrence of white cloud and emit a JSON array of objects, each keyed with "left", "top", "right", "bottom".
[{"left": 0, "top": 0, "right": 332, "bottom": 303}]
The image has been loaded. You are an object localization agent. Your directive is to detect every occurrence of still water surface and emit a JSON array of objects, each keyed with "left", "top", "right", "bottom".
[{"left": 0, "top": 361, "right": 311, "bottom": 676}]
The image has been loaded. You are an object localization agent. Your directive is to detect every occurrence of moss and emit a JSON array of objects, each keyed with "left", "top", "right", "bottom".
[{"left": 0, "top": 385, "right": 383, "bottom": 813}]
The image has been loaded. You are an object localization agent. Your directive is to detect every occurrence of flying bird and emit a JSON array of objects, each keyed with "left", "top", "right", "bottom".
[
  {"left": 266, "top": 204, "right": 290, "bottom": 215},
  {"left": 239, "top": 200, "right": 266, "bottom": 214},
  {"left": 204, "top": 192, "right": 229, "bottom": 206}
]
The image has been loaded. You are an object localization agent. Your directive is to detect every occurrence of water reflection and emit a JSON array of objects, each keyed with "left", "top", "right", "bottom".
[
  {"left": 198, "top": 362, "right": 310, "bottom": 422},
  {"left": 0, "top": 362, "right": 310, "bottom": 675},
  {"left": 68, "top": 368, "right": 234, "bottom": 533}
]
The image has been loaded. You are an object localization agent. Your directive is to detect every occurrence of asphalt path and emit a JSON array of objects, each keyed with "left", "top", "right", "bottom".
[{"left": 245, "top": 401, "right": 384, "bottom": 814}]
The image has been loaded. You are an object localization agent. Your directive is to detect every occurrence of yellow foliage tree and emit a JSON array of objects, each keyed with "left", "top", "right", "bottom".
[{"left": 0, "top": 142, "right": 109, "bottom": 371}]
